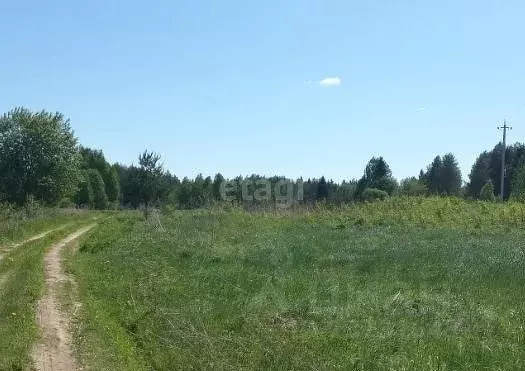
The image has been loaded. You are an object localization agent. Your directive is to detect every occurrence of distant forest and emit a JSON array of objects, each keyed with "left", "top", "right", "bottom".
[{"left": 1, "top": 107, "right": 525, "bottom": 209}]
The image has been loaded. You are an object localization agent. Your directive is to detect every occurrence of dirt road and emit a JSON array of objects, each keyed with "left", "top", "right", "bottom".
[{"left": 32, "top": 225, "right": 96, "bottom": 371}]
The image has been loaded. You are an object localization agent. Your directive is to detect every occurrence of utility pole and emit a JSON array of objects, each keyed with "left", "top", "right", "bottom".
[{"left": 497, "top": 120, "right": 512, "bottom": 201}]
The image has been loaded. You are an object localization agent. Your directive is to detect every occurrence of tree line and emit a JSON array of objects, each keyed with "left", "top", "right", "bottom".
[{"left": 1, "top": 107, "right": 524, "bottom": 209}]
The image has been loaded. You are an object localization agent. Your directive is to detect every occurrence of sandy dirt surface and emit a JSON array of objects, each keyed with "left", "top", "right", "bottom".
[{"left": 32, "top": 225, "right": 95, "bottom": 371}]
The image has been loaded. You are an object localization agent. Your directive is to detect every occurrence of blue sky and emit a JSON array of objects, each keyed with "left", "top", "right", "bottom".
[{"left": 1, "top": 0, "right": 524, "bottom": 182}]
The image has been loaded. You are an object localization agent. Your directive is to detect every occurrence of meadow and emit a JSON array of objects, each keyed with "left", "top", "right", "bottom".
[{"left": 66, "top": 198, "right": 525, "bottom": 370}]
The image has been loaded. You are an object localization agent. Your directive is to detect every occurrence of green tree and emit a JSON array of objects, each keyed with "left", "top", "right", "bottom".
[
  {"left": 0, "top": 108, "right": 81, "bottom": 205},
  {"left": 212, "top": 173, "right": 225, "bottom": 201},
  {"left": 467, "top": 152, "right": 491, "bottom": 198},
  {"left": 75, "top": 172, "right": 94, "bottom": 207},
  {"left": 105, "top": 166, "right": 120, "bottom": 203},
  {"left": 424, "top": 156, "right": 443, "bottom": 194},
  {"left": 177, "top": 177, "right": 193, "bottom": 209},
  {"left": 87, "top": 169, "right": 108, "bottom": 209},
  {"left": 466, "top": 143, "right": 525, "bottom": 200},
  {"left": 317, "top": 176, "right": 329, "bottom": 200},
  {"left": 371, "top": 176, "right": 398, "bottom": 195},
  {"left": 302, "top": 179, "right": 317, "bottom": 204},
  {"left": 136, "top": 150, "right": 164, "bottom": 208},
  {"left": 488, "top": 143, "right": 525, "bottom": 199},
  {"left": 203, "top": 176, "right": 213, "bottom": 204},
  {"left": 441, "top": 153, "right": 462, "bottom": 195},
  {"left": 115, "top": 164, "right": 140, "bottom": 207},
  {"left": 356, "top": 157, "right": 397, "bottom": 198},
  {"left": 365, "top": 157, "right": 391, "bottom": 180},
  {"left": 510, "top": 164, "right": 525, "bottom": 201},
  {"left": 80, "top": 147, "right": 109, "bottom": 177},
  {"left": 192, "top": 174, "right": 206, "bottom": 208},
  {"left": 400, "top": 177, "right": 428, "bottom": 196},
  {"left": 479, "top": 180, "right": 496, "bottom": 201},
  {"left": 354, "top": 177, "right": 368, "bottom": 199},
  {"left": 79, "top": 146, "right": 121, "bottom": 205},
  {"left": 333, "top": 180, "right": 357, "bottom": 203},
  {"left": 422, "top": 154, "right": 462, "bottom": 195}
]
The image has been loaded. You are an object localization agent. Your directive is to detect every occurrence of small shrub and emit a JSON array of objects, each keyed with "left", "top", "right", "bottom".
[
  {"left": 479, "top": 181, "right": 496, "bottom": 202},
  {"left": 58, "top": 198, "right": 75, "bottom": 208},
  {"left": 399, "top": 177, "right": 428, "bottom": 196},
  {"left": 23, "top": 195, "right": 41, "bottom": 218},
  {"left": 107, "top": 201, "right": 120, "bottom": 210},
  {"left": 362, "top": 188, "right": 389, "bottom": 202},
  {"left": 161, "top": 203, "right": 177, "bottom": 215}
]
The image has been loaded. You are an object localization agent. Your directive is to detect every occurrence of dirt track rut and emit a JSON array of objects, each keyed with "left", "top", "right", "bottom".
[{"left": 32, "top": 224, "right": 95, "bottom": 371}]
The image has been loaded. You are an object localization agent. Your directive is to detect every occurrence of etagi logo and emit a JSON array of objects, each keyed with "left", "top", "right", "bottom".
[{"left": 220, "top": 179, "right": 303, "bottom": 208}]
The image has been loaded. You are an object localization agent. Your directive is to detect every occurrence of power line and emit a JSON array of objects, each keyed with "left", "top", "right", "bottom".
[{"left": 497, "top": 120, "right": 512, "bottom": 201}]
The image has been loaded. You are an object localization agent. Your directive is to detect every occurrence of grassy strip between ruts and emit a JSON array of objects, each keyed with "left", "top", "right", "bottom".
[
  {"left": 0, "top": 218, "right": 100, "bottom": 371},
  {"left": 70, "top": 203, "right": 525, "bottom": 371}
]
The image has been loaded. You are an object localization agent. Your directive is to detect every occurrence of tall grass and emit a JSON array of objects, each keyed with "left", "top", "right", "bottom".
[
  {"left": 0, "top": 202, "right": 99, "bottom": 246},
  {"left": 71, "top": 198, "right": 525, "bottom": 370},
  {"left": 206, "top": 196, "right": 525, "bottom": 230},
  {"left": 308, "top": 196, "right": 525, "bottom": 229}
]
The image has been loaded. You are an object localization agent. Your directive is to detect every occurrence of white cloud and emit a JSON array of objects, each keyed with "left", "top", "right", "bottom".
[
  {"left": 416, "top": 107, "right": 427, "bottom": 112},
  {"left": 319, "top": 77, "right": 342, "bottom": 87}
]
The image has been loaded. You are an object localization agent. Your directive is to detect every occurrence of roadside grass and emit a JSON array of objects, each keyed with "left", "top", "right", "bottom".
[
  {"left": 71, "top": 200, "right": 525, "bottom": 370},
  {"left": 0, "top": 217, "right": 100, "bottom": 371}
]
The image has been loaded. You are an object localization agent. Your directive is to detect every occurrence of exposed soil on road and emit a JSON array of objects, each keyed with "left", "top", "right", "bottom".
[{"left": 32, "top": 225, "right": 95, "bottom": 371}]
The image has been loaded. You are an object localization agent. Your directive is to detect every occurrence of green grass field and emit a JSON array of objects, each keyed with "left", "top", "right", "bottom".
[{"left": 67, "top": 199, "right": 525, "bottom": 370}]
